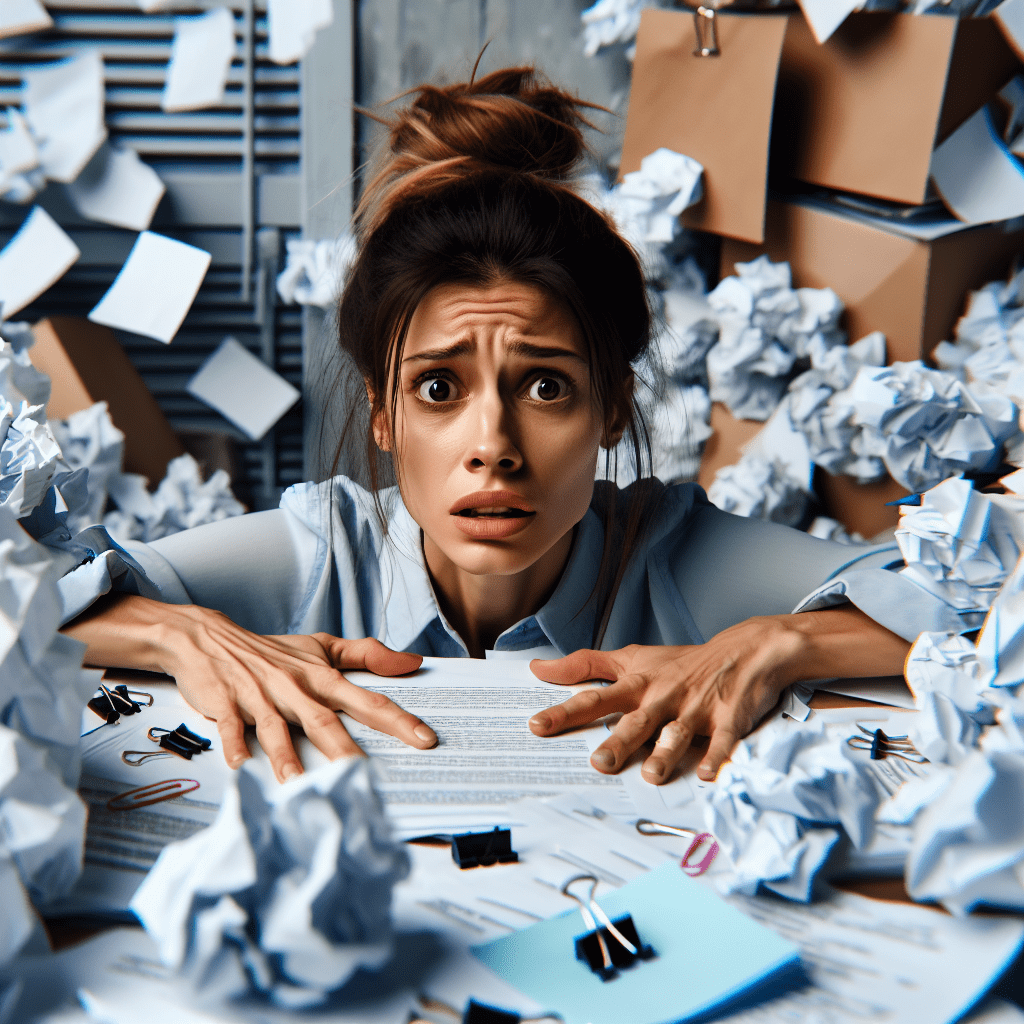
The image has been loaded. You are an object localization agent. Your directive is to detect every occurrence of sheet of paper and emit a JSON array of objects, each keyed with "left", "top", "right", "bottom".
[
  {"left": 816, "top": 674, "right": 917, "bottom": 709},
  {"left": 46, "top": 679, "right": 225, "bottom": 917},
  {"left": 267, "top": 0, "right": 333, "bottom": 64},
  {"left": 0, "top": 109, "right": 39, "bottom": 188},
  {"left": 0, "top": 0, "right": 51, "bottom": 39},
  {"left": 0, "top": 206, "right": 80, "bottom": 318},
  {"left": 64, "top": 142, "right": 165, "bottom": 232},
  {"left": 88, "top": 231, "right": 211, "bottom": 344},
  {"left": 931, "top": 106, "right": 1024, "bottom": 225},
  {"left": 797, "top": 0, "right": 860, "bottom": 45},
  {"left": 23, "top": 50, "right": 107, "bottom": 184},
  {"left": 186, "top": 336, "right": 300, "bottom": 440},
  {"left": 473, "top": 861, "right": 801, "bottom": 1024},
  {"left": 162, "top": 7, "right": 236, "bottom": 113},
  {"left": 721, "top": 887, "right": 1024, "bottom": 1024},
  {"left": 335, "top": 659, "right": 637, "bottom": 835}
]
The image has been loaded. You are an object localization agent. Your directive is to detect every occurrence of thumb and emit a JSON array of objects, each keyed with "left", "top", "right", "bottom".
[
  {"left": 317, "top": 635, "right": 423, "bottom": 677},
  {"left": 530, "top": 648, "right": 619, "bottom": 686}
]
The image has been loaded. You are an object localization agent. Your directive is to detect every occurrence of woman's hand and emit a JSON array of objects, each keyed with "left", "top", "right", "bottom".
[
  {"left": 527, "top": 607, "right": 911, "bottom": 784},
  {"left": 65, "top": 595, "right": 436, "bottom": 782}
]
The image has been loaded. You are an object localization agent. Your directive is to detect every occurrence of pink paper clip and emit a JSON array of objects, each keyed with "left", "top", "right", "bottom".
[
  {"left": 106, "top": 778, "right": 200, "bottom": 811},
  {"left": 681, "top": 832, "right": 719, "bottom": 877}
]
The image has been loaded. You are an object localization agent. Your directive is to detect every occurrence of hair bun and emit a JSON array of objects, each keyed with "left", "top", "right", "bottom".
[{"left": 358, "top": 66, "right": 598, "bottom": 233}]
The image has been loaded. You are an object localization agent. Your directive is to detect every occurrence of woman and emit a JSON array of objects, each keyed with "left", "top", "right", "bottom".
[{"left": 61, "top": 68, "right": 950, "bottom": 790}]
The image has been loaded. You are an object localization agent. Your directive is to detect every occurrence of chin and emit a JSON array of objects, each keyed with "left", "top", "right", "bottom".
[{"left": 447, "top": 543, "right": 543, "bottom": 578}]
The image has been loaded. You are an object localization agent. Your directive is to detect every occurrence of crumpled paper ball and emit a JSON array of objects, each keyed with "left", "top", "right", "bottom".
[
  {"left": 131, "top": 757, "right": 410, "bottom": 1009},
  {"left": 704, "top": 715, "right": 880, "bottom": 900},
  {"left": 276, "top": 236, "right": 356, "bottom": 309},
  {"left": 580, "top": 0, "right": 648, "bottom": 56},
  {"left": 707, "top": 453, "right": 809, "bottom": 526},
  {"left": 895, "top": 475, "right": 1024, "bottom": 628},
  {"left": 49, "top": 402, "right": 125, "bottom": 533},
  {"left": 647, "top": 383, "right": 712, "bottom": 484},
  {"left": 103, "top": 453, "right": 245, "bottom": 545},
  {"left": 705, "top": 257, "right": 845, "bottom": 421}
]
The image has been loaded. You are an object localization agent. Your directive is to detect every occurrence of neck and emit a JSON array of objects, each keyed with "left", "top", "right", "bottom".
[{"left": 423, "top": 529, "right": 575, "bottom": 658}]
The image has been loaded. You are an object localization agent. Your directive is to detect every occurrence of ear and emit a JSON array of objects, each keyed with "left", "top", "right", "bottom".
[
  {"left": 366, "top": 381, "right": 392, "bottom": 452},
  {"left": 600, "top": 374, "right": 633, "bottom": 449}
]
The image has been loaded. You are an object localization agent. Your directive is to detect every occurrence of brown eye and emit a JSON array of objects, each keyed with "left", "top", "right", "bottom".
[
  {"left": 418, "top": 377, "right": 454, "bottom": 402},
  {"left": 529, "top": 377, "right": 564, "bottom": 401}
]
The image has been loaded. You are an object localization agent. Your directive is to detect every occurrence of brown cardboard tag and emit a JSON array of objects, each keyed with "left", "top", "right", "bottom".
[{"left": 620, "top": 8, "right": 790, "bottom": 245}]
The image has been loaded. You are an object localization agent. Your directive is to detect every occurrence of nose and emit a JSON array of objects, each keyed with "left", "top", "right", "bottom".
[{"left": 464, "top": 390, "right": 523, "bottom": 474}]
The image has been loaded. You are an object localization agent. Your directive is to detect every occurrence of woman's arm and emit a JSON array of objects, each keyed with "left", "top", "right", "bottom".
[
  {"left": 528, "top": 604, "right": 910, "bottom": 784},
  {"left": 64, "top": 593, "right": 438, "bottom": 782}
]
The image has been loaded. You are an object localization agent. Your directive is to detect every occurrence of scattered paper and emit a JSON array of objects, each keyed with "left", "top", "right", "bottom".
[
  {"left": 186, "top": 337, "right": 299, "bottom": 441},
  {"left": 64, "top": 142, "right": 165, "bottom": 232},
  {"left": 267, "top": 0, "right": 333, "bottom": 64},
  {"left": 88, "top": 231, "right": 211, "bottom": 344},
  {"left": 0, "top": 0, "right": 52, "bottom": 40},
  {"left": 0, "top": 207, "right": 80, "bottom": 318},
  {"left": 162, "top": 7, "right": 236, "bottom": 113},
  {"left": 22, "top": 50, "right": 107, "bottom": 184},
  {"left": 931, "top": 105, "right": 1024, "bottom": 225}
]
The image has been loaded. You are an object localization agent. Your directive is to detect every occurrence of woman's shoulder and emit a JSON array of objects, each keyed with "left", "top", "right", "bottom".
[
  {"left": 590, "top": 477, "right": 710, "bottom": 532},
  {"left": 279, "top": 474, "right": 402, "bottom": 540}
]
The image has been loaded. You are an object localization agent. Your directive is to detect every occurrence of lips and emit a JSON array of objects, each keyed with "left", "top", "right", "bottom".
[{"left": 450, "top": 490, "right": 536, "bottom": 539}]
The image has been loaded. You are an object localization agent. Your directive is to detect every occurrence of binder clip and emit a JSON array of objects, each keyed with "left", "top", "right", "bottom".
[
  {"left": 410, "top": 994, "right": 562, "bottom": 1024},
  {"left": 847, "top": 724, "right": 927, "bottom": 763},
  {"left": 122, "top": 724, "right": 212, "bottom": 766},
  {"left": 87, "top": 683, "right": 153, "bottom": 725},
  {"left": 451, "top": 827, "right": 518, "bottom": 869},
  {"left": 563, "top": 874, "right": 655, "bottom": 982}
]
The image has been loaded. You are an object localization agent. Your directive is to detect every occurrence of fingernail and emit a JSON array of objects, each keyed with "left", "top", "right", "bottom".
[
  {"left": 698, "top": 762, "right": 714, "bottom": 779},
  {"left": 643, "top": 761, "right": 665, "bottom": 781},
  {"left": 414, "top": 724, "right": 436, "bottom": 744},
  {"left": 591, "top": 750, "right": 615, "bottom": 770},
  {"left": 229, "top": 754, "right": 246, "bottom": 769},
  {"left": 281, "top": 764, "right": 301, "bottom": 781},
  {"left": 529, "top": 714, "right": 551, "bottom": 731}
]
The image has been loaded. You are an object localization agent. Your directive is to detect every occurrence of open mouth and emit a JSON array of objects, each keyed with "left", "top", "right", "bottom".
[{"left": 457, "top": 507, "right": 534, "bottom": 519}]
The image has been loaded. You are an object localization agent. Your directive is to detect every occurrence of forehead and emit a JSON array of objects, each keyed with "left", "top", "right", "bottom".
[{"left": 405, "top": 280, "right": 583, "bottom": 354}]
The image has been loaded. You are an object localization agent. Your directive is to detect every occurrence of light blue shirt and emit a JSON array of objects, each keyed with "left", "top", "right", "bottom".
[{"left": 57, "top": 476, "right": 964, "bottom": 655}]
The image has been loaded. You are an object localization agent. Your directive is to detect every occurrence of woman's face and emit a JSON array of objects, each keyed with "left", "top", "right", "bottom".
[{"left": 380, "top": 280, "right": 608, "bottom": 579}]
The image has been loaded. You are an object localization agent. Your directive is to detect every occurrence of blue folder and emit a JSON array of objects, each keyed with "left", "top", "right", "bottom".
[{"left": 472, "top": 861, "right": 803, "bottom": 1024}]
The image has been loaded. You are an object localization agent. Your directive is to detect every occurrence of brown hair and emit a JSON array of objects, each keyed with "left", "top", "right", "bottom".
[{"left": 333, "top": 66, "right": 659, "bottom": 647}]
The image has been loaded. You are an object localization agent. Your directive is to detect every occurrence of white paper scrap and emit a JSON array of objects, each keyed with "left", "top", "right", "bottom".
[
  {"left": 0, "top": 110, "right": 39, "bottom": 191},
  {"left": 88, "top": 232, "right": 210, "bottom": 344},
  {"left": 797, "top": 0, "right": 860, "bottom": 45},
  {"left": 931, "top": 106, "right": 1024, "bottom": 225},
  {"left": 0, "top": 207, "right": 79, "bottom": 318},
  {"left": 186, "top": 337, "right": 300, "bottom": 441},
  {"left": 162, "top": 7, "right": 236, "bottom": 113},
  {"left": 22, "top": 50, "right": 107, "bottom": 184},
  {"left": 64, "top": 143, "right": 165, "bottom": 232},
  {"left": 0, "top": 0, "right": 52, "bottom": 39},
  {"left": 267, "top": 0, "right": 333, "bottom": 64}
]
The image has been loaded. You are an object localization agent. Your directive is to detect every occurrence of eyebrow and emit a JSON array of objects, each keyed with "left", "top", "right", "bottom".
[{"left": 402, "top": 339, "right": 587, "bottom": 364}]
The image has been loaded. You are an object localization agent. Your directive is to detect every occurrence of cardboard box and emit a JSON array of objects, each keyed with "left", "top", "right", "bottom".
[
  {"left": 720, "top": 200, "right": 1024, "bottom": 363},
  {"left": 774, "top": 12, "right": 1020, "bottom": 207},
  {"left": 30, "top": 316, "right": 185, "bottom": 486},
  {"left": 697, "top": 402, "right": 767, "bottom": 491},
  {"left": 817, "top": 469, "right": 907, "bottom": 539}
]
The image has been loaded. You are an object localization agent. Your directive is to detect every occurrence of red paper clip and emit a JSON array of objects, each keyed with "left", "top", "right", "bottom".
[
  {"left": 681, "top": 832, "right": 719, "bottom": 877},
  {"left": 106, "top": 779, "right": 200, "bottom": 811}
]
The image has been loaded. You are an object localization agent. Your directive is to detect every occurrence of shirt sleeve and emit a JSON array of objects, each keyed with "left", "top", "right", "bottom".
[
  {"left": 123, "top": 508, "right": 321, "bottom": 635},
  {"left": 667, "top": 498, "right": 961, "bottom": 642}
]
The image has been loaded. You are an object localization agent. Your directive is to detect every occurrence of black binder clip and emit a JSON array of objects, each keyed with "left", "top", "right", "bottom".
[
  {"left": 87, "top": 683, "right": 153, "bottom": 725},
  {"left": 451, "top": 827, "right": 518, "bottom": 869},
  {"left": 563, "top": 874, "right": 655, "bottom": 982},
  {"left": 121, "top": 724, "right": 213, "bottom": 766},
  {"left": 410, "top": 994, "right": 562, "bottom": 1024}
]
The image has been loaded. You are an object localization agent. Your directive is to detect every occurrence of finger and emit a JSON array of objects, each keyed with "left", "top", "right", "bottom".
[
  {"left": 319, "top": 636, "right": 422, "bottom": 677},
  {"left": 295, "top": 701, "right": 366, "bottom": 762},
  {"left": 528, "top": 678, "right": 640, "bottom": 735},
  {"left": 213, "top": 709, "right": 250, "bottom": 770},
  {"left": 589, "top": 704, "right": 660, "bottom": 773},
  {"left": 641, "top": 719, "right": 694, "bottom": 785},
  {"left": 252, "top": 709, "right": 305, "bottom": 783},
  {"left": 337, "top": 681, "right": 438, "bottom": 749},
  {"left": 699, "top": 722, "right": 740, "bottom": 781},
  {"left": 529, "top": 648, "right": 623, "bottom": 686}
]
